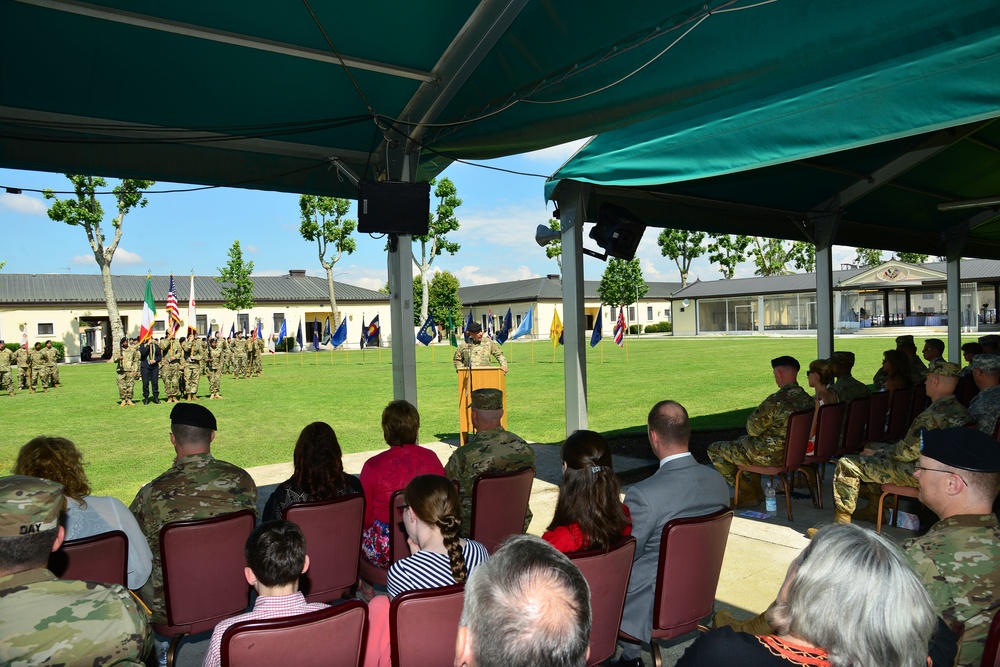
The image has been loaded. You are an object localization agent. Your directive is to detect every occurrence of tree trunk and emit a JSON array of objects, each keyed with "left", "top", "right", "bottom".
[
  {"left": 99, "top": 261, "right": 124, "bottom": 357},
  {"left": 326, "top": 266, "right": 339, "bottom": 327},
  {"left": 420, "top": 264, "right": 430, "bottom": 323}
]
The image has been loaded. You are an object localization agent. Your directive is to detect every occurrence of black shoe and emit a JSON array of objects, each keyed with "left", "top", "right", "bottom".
[
  {"left": 143, "top": 398, "right": 149, "bottom": 405},
  {"left": 152, "top": 397, "right": 160, "bottom": 404},
  {"left": 609, "top": 657, "right": 644, "bottom": 667}
]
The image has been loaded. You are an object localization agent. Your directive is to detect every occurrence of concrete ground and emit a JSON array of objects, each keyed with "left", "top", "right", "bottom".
[{"left": 169, "top": 439, "right": 920, "bottom": 666}]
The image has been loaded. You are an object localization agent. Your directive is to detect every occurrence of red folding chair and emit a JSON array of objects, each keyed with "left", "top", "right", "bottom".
[
  {"left": 390, "top": 583, "right": 466, "bottom": 667},
  {"left": 283, "top": 493, "right": 365, "bottom": 602},
  {"left": 569, "top": 537, "right": 636, "bottom": 666},
  {"left": 359, "top": 490, "right": 408, "bottom": 588},
  {"left": 733, "top": 409, "right": 812, "bottom": 521},
  {"left": 49, "top": 530, "right": 128, "bottom": 587},
  {"left": 469, "top": 466, "right": 534, "bottom": 554}
]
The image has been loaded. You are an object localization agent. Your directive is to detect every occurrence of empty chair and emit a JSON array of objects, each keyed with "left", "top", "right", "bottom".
[
  {"left": 469, "top": 466, "right": 535, "bottom": 553},
  {"left": 911, "top": 382, "right": 928, "bottom": 419},
  {"left": 221, "top": 600, "right": 368, "bottom": 667},
  {"left": 358, "top": 490, "right": 408, "bottom": 588},
  {"left": 868, "top": 391, "right": 891, "bottom": 441},
  {"left": 618, "top": 509, "right": 734, "bottom": 667},
  {"left": 389, "top": 583, "right": 466, "bottom": 667},
  {"left": 154, "top": 509, "right": 256, "bottom": 667},
  {"left": 837, "top": 396, "right": 872, "bottom": 457},
  {"left": 49, "top": 529, "right": 128, "bottom": 588},
  {"left": 876, "top": 483, "right": 920, "bottom": 534},
  {"left": 283, "top": 493, "right": 365, "bottom": 603},
  {"left": 569, "top": 537, "right": 636, "bottom": 666},
  {"left": 800, "top": 401, "right": 847, "bottom": 509},
  {"left": 955, "top": 373, "right": 979, "bottom": 408},
  {"left": 733, "top": 409, "right": 813, "bottom": 521},
  {"left": 886, "top": 387, "right": 916, "bottom": 441}
]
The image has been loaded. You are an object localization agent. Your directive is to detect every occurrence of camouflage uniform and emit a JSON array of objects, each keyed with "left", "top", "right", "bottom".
[
  {"left": 29, "top": 346, "right": 49, "bottom": 392},
  {"left": 910, "top": 355, "right": 929, "bottom": 384},
  {"left": 182, "top": 337, "right": 204, "bottom": 398},
  {"left": 969, "top": 384, "right": 1000, "bottom": 436},
  {"left": 445, "top": 426, "right": 535, "bottom": 536},
  {"left": 43, "top": 342, "right": 59, "bottom": 387},
  {"left": 159, "top": 337, "right": 183, "bottom": 401},
  {"left": 129, "top": 452, "right": 257, "bottom": 625},
  {"left": 220, "top": 338, "right": 233, "bottom": 375},
  {"left": 708, "top": 382, "right": 813, "bottom": 484},
  {"left": 233, "top": 336, "right": 248, "bottom": 378},
  {"left": 252, "top": 336, "right": 265, "bottom": 376},
  {"left": 206, "top": 341, "right": 223, "bottom": 398},
  {"left": 903, "top": 514, "right": 1000, "bottom": 667},
  {"left": 831, "top": 374, "right": 871, "bottom": 403},
  {"left": 453, "top": 336, "right": 507, "bottom": 370},
  {"left": 16, "top": 346, "right": 29, "bottom": 390},
  {"left": 112, "top": 343, "right": 139, "bottom": 403},
  {"left": 831, "top": 395, "right": 971, "bottom": 514},
  {"left": 0, "top": 345, "right": 14, "bottom": 395}
]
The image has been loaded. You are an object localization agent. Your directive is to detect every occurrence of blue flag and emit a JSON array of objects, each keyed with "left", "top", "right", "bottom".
[
  {"left": 296, "top": 319, "right": 303, "bottom": 350},
  {"left": 256, "top": 320, "right": 263, "bottom": 339},
  {"left": 416, "top": 314, "right": 436, "bottom": 346},
  {"left": 277, "top": 319, "right": 287, "bottom": 345},
  {"left": 206, "top": 320, "right": 213, "bottom": 339},
  {"left": 359, "top": 315, "right": 367, "bottom": 349},
  {"left": 229, "top": 323, "right": 235, "bottom": 339},
  {"left": 495, "top": 308, "right": 513, "bottom": 345},
  {"left": 322, "top": 317, "right": 332, "bottom": 345},
  {"left": 590, "top": 308, "right": 603, "bottom": 348},
  {"left": 312, "top": 318, "right": 320, "bottom": 351},
  {"left": 464, "top": 308, "right": 474, "bottom": 341},
  {"left": 331, "top": 319, "right": 347, "bottom": 347},
  {"left": 512, "top": 306, "right": 533, "bottom": 340}
]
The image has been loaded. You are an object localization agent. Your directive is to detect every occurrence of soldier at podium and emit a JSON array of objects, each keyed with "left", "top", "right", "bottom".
[{"left": 454, "top": 322, "right": 507, "bottom": 374}]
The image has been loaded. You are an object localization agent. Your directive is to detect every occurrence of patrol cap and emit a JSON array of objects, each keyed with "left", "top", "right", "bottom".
[
  {"left": 771, "top": 355, "right": 800, "bottom": 371},
  {"left": 0, "top": 475, "right": 64, "bottom": 537},
  {"left": 466, "top": 322, "right": 483, "bottom": 333},
  {"left": 927, "top": 361, "right": 961, "bottom": 378},
  {"left": 895, "top": 334, "right": 916, "bottom": 348},
  {"left": 971, "top": 354, "right": 1000, "bottom": 373},
  {"left": 471, "top": 388, "right": 504, "bottom": 412},
  {"left": 829, "top": 351, "right": 855, "bottom": 365},
  {"left": 170, "top": 403, "right": 218, "bottom": 431},
  {"left": 979, "top": 334, "right": 999, "bottom": 346},
  {"left": 920, "top": 428, "right": 1000, "bottom": 472}
]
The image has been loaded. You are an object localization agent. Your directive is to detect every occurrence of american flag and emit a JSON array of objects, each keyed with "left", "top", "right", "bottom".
[
  {"left": 166, "top": 274, "right": 182, "bottom": 335},
  {"left": 613, "top": 307, "right": 626, "bottom": 347}
]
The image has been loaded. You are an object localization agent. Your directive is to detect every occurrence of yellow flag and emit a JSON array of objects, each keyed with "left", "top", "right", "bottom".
[{"left": 550, "top": 309, "right": 564, "bottom": 348}]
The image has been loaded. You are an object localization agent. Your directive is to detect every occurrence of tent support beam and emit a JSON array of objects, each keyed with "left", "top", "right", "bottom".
[
  {"left": 557, "top": 182, "right": 590, "bottom": 435},
  {"left": 946, "top": 237, "right": 964, "bottom": 364},
  {"left": 809, "top": 210, "right": 839, "bottom": 359},
  {"left": 387, "top": 148, "right": 419, "bottom": 405}
]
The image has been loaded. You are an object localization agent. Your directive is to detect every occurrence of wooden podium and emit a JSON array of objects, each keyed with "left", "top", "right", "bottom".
[{"left": 457, "top": 367, "right": 507, "bottom": 445}]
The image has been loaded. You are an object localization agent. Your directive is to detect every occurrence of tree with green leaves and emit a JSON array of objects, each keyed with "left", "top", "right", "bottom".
[
  {"left": 216, "top": 240, "right": 255, "bottom": 320},
  {"left": 413, "top": 178, "right": 461, "bottom": 322},
  {"left": 544, "top": 218, "right": 561, "bottom": 271},
  {"left": 747, "top": 237, "right": 815, "bottom": 276},
  {"left": 657, "top": 228, "right": 705, "bottom": 288},
  {"left": 854, "top": 248, "right": 884, "bottom": 266},
  {"left": 299, "top": 195, "right": 357, "bottom": 326},
  {"left": 597, "top": 258, "right": 648, "bottom": 312},
  {"left": 44, "top": 175, "right": 154, "bottom": 356},
  {"left": 427, "top": 270, "right": 463, "bottom": 332},
  {"left": 707, "top": 234, "right": 751, "bottom": 279},
  {"left": 895, "top": 252, "right": 930, "bottom": 264},
  {"left": 411, "top": 275, "right": 423, "bottom": 325}
]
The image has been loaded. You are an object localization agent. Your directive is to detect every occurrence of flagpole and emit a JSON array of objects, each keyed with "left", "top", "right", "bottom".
[
  {"left": 625, "top": 337, "right": 630, "bottom": 363},
  {"left": 601, "top": 338, "right": 604, "bottom": 363}
]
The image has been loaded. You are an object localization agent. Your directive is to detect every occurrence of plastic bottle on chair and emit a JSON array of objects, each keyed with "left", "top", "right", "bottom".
[{"left": 764, "top": 481, "right": 777, "bottom": 517}]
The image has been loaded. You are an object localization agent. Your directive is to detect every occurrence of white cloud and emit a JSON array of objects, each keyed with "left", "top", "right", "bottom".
[
  {"left": 0, "top": 193, "right": 48, "bottom": 215},
  {"left": 453, "top": 266, "right": 499, "bottom": 286},
  {"left": 454, "top": 201, "right": 553, "bottom": 251},
  {"left": 69, "top": 247, "right": 143, "bottom": 266},
  {"left": 245, "top": 244, "right": 260, "bottom": 254},
  {"left": 520, "top": 138, "right": 591, "bottom": 166}
]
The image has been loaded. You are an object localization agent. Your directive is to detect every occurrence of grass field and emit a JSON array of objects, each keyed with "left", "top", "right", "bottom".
[{"left": 0, "top": 334, "right": 973, "bottom": 503}]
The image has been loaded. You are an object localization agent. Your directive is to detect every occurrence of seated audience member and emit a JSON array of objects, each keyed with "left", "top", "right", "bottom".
[
  {"left": 968, "top": 353, "right": 1000, "bottom": 435},
  {"left": 262, "top": 421, "right": 364, "bottom": 522},
  {"left": 14, "top": 436, "right": 153, "bottom": 590},
  {"left": 542, "top": 429, "right": 631, "bottom": 553},
  {"left": 979, "top": 334, "right": 999, "bottom": 355},
  {"left": 960, "top": 342, "right": 984, "bottom": 376},
  {"left": 679, "top": 524, "right": 937, "bottom": 667},
  {"left": 805, "top": 359, "right": 839, "bottom": 455},
  {"left": 923, "top": 338, "right": 946, "bottom": 367},
  {"left": 0, "top": 475, "right": 150, "bottom": 665},
  {"left": 359, "top": 401, "right": 445, "bottom": 574},
  {"left": 828, "top": 351, "right": 871, "bottom": 403},
  {"left": 898, "top": 334, "right": 929, "bottom": 383},
  {"left": 202, "top": 520, "right": 327, "bottom": 667},
  {"left": 878, "top": 348, "right": 914, "bottom": 394},
  {"left": 455, "top": 534, "right": 591, "bottom": 667}
]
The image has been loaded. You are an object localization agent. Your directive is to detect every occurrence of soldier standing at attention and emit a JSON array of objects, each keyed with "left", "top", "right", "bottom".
[
  {"left": 16, "top": 342, "right": 29, "bottom": 391},
  {"left": 220, "top": 333, "right": 233, "bottom": 375},
  {"left": 43, "top": 340, "right": 60, "bottom": 388},
  {"left": 0, "top": 341, "right": 14, "bottom": 396},
  {"left": 159, "top": 331, "right": 183, "bottom": 403},
  {"left": 453, "top": 322, "right": 507, "bottom": 374},
  {"left": 233, "top": 332, "right": 248, "bottom": 379},
  {"left": 252, "top": 332, "right": 265, "bottom": 377},
  {"left": 0, "top": 475, "right": 151, "bottom": 664},
  {"left": 206, "top": 336, "right": 224, "bottom": 399},
  {"left": 182, "top": 334, "right": 204, "bottom": 401},
  {"left": 445, "top": 388, "right": 535, "bottom": 536},
  {"left": 112, "top": 337, "right": 139, "bottom": 406},
  {"left": 29, "top": 343, "right": 49, "bottom": 394}
]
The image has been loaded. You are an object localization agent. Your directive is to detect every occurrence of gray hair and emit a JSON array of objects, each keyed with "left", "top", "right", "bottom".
[
  {"left": 768, "top": 524, "right": 936, "bottom": 667},
  {"left": 460, "top": 534, "right": 591, "bottom": 667}
]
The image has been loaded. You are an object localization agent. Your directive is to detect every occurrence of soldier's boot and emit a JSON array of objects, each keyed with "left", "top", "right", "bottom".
[
  {"left": 732, "top": 474, "right": 764, "bottom": 508},
  {"left": 120, "top": 399, "right": 127, "bottom": 407},
  {"left": 30, "top": 389, "right": 35, "bottom": 394},
  {"left": 713, "top": 609, "right": 773, "bottom": 635},
  {"left": 127, "top": 399, "right": 135, "bottom": 406},
  {"left": 42, "top": 387, "right": 47, "bottom": 393},
  {"left": 852, "top": 501, "right": 885, "bottom": 525},
  {"left": 8, "top": 392, "right": 13, "bottom": 397},
  {"left": 806, "top": 509, "right": 851, "bottom": 538}
]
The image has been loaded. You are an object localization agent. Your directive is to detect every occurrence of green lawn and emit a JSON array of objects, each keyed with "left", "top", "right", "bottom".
[{"left": 0, "top": 335, "right": 970, "bottom": 503}]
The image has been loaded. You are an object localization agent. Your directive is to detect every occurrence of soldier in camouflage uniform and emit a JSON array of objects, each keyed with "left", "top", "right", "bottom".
[
  {"left": 829, "top": 350, "right": 872, "bottom": 403},
  {"left": 453, "top": 322, "right": 507, "bottom": 373},
  {"left": 904, "top": 427, "right": 1000, "bottom": 667},
  {"left": 16, "top": 343, "right": 29, "bottom": 390},
  {"left": 158, "top": 331, "right": 184, "bottom": 403},
  {"left": 252, "top": 333, "right": 265, "bottom": 376},
  {"left": 42, "top": 340, "right": 60, "bottom": 387},
  {"left": 28, "top": 342, "right": 49, "bottom": 393},
  {"left": 206, "top": 336, "right": 224, "bottom": 399},
  {"left": 824, "top": 362, "right": 971, "bottom": 527},
  {"left": 445, "top": 388, "right": 535, "bottom": 536},
  {"left": 0, "top": 475, "right": 151, "bottom": 665},
  {"left": 219, "top": 334, "right": 233, "bottom": 375},
  {"left": 968, "top": 353, "right": 1000, "bottom": 436},
  {"left": 233, "top": 332, "right": 249, "bottom": 379},
  {"left": 708, "top": 356, "right": 814, "bottom": 506},
  {"left": 129, "top": 403, "right": 257, "bottom": 625},
  {"left": 112, "top": 337, "right": 139, "bottom": 406},
  {"left": 0, "top": 341, "right": 14, "bottom": 396},
  {"left": 182, "top": 334, "right": 204, "bottom": 400}
]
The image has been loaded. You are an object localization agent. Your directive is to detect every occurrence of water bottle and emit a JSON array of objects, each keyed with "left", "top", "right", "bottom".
[{"left": 764, "top": 481, "right": 777, "bottom": 517}]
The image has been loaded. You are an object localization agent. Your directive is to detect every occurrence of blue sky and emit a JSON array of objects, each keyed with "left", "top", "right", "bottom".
[{"left": 0, "top": 140, "right": 869, "bottom": 291}]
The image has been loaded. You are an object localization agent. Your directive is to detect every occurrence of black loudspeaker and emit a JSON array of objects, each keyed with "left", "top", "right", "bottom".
[
  {"left": 357, "top": 181, "right": 431, "bottom": 235},
  {"left": 589, "top": 204, "right": 646, "bottom": 260}
]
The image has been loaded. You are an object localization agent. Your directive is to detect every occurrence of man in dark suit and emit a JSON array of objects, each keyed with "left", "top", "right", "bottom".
[
  {"left": 612, "top": 401, "right": 730, "bottom": 667},
  {"left": 138, "top": 336, "right": 162, "bottom": 404}
]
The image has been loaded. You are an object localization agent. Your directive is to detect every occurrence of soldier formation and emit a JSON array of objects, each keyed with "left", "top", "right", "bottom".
[{"left": 0, "top": 339, "right": 62, "bottom": 397}]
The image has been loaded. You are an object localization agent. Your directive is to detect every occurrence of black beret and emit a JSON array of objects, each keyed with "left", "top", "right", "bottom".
[
  {"left": 170, "top": 403, "right": 218, "bottom": 431},
  {"left": 920, "top": 427, "right": 1000, "bottom": 472},
  {"left": 771, "top": 355, "right": 800, "bottom": 371},
  {"left": 466, "top": 322, "right": 483, "bottom": 333},
  {"left": 120, "top": 337, "right": 129, "bottom": 345}
]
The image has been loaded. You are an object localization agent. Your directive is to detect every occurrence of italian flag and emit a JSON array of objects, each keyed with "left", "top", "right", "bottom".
[{"left": 139, "top": 275, "right": 157, "bottom": 343}]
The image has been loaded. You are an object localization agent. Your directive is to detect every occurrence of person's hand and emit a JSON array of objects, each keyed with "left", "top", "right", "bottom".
[
  {"left": 406, "top": 536, "right": 420, "bottom": 556},
  {"left": 502, "top": 366, "right": 508, "bottom": 375},
  {"left": 860, "top": 448, "right": 875, "bottom": 457}
]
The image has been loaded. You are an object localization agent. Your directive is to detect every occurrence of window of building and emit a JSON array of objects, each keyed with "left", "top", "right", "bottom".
[
  {"left": 647, "top": 306, "right": 653, "bottom": 320},
  {"left": 37, "top": 323, "right": 54, "bottom": 336},
  {"left": 516, "top": 314, "right": 522, "bottom": 326},
  {"left": 196, "top": 315, "right": 207, "bottom": 336},
  {"left": 238, "top": 314, "right": 250, "bottom": 334},
  {"left": 273, "top": 314, "right": 285, "bottom": 335},
  {"left": 628, "top": 306, "right": 636, "bottom": 321},
  {"left": 153, "top": 320, "right": 166, "bottom": 333}
]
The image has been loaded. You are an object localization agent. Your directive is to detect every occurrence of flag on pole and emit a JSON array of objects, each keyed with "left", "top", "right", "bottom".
[
  {"left": 322, "top": 317, "right": 332, "bottom": 345},
  {"left": 256, "top": 320, "right": 263, "bottom": 339},
  {"left": 366, "top": 315, "right": 380, "bottom": 346},
  {"left": 187, "top": 274, "right": 197, "bottom": 338},
  {"left": 331, "top": 319, "right": 347, "bottom": 348},
  {"left": 206, "top": 320, "right": 213, "bottom": 339},
  {"left": 613, "top": 307, "right": 626, "bottom": 347},
  {"left": 495, "top": 308, "right": 513, "bottom": 345},
  {"left": 448, "top": 314, "right": 458, "bottom": 347},
  {"left": 312, "top": 318, "right": 320, "bottom": 351},
  {"left": 590, "top": 308, "right": 603, "bottom": 348},
  {"left": 359, "top": 315, "right": 367, "bottom": 350},
  {"left": 166, "top": 274, "right": 182, "bottom": 335},
  {"left": 464, "top": 309, "right": 474, "bottom": 341},
  {"left": 139, "top": 275, "right": 157, "bottom": 343},
  {"left": 487, "top": 307, "right": 495, "bottom": 339},
  {"left": 550, "top": 310, "right": 563, "bottom": 348},
  {"left": 277, "top": 319, "right": 288, "bottom": 346},
  {"left": 416, "top": 314, "right": 436, "bottom": 346},
  {"left": 229, "top": 323, "right": 235, "bottom": 339},
  {"left": 296, "top": 319, "right": 303, "bottom": 350},
  {"left": 267, "top": 321, "right": 276, "bottom": 353},
  {"left": 512, "top": 306, "right": 533, "bottom": 340}
]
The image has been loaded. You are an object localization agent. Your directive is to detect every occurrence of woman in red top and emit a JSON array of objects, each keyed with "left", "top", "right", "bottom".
[{"left": 542, "top": 429, "right": 631, "bottom": 553}]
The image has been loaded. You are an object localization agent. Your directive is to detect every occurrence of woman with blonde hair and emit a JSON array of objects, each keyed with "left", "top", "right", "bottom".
[
  {"left": 14, "top": 436, "right": 153, "bottom": 590},
  {"left": 805, "top": 359, "right": 839, "bottom": 456}
]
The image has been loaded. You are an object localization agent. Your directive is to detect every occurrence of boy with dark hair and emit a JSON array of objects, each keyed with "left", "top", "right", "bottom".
[{"left": 202, "top": 520, "right": 327, "bottom": 667}]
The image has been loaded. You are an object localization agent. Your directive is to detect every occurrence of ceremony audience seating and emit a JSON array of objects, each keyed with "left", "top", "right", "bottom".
[
  {"left": 800, "top": 402, "right": 847, "bottom": 509},
  {"left": 221, "top": 600, "right": 368, "bottom": 667},
  {"left": 837, "top": 397, "right": 871, "bottom": 457},
  {"left": 981, "top": 608, "right": 1000, "bottom": 667},
  {"left": 955, "top": 374, "right": 979, "bottom": 408},
  {"left": 910, "top": 382, "right": 928, "bottom": 420},
  {"left": 867, "top": 391, "right": 891, "bottom": 441},
  {"left": 283, "top": 493, "right": 365, "bottom": 603},
  {"left": 358, "top": 490, "right": 408, "bottom": 588},
  {"left": 469, "top": 466, "right": 534, "bottom": 553},
  {"left": 389, "top": 583, "right": 465, "bottom": 667},
  {"left": 886, "top": 387, "right": 916, "bottom": 441},
  {"left": 154, "top": 509, "right": 256, "bottom": 667},
  {"left": 48, "top": 529, "right": 128, "bottom": 588},
  {"left": 875, "top": 483, "right": 920, "bottom": 534},
  {"left": 618, "top": 509, "right": 734, "bottom": 667},
  {"left": 733, "top": 409, "right": 813, "bottom": 521},
  {"left": 569, "top": 537, "right": 636, "bottom": 666}
]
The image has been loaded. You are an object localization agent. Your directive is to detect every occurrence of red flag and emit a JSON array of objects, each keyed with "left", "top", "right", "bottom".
[
  {"left": 166, "top": 275, "right": 182, "bottom": 335},
  {"left": 613, "top": 307, "right": 626, "bottom": 347}
]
